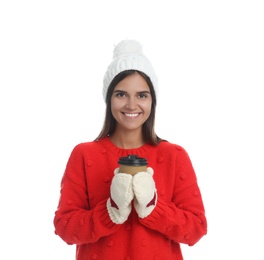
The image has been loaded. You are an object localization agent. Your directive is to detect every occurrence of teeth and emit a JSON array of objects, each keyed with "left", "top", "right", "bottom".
[{"left": 125, "top": 113, "right": 138, "bottom": 117}]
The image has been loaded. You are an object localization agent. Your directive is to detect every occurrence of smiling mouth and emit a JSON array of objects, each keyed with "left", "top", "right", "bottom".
[{"left": 123, "top": 113, "right": 140, "bottom": 118}]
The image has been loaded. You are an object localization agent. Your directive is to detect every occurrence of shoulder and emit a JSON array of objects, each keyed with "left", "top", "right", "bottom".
[
  {"left": 157, "top": 141, "right": 196, "bottom": 180},
  {"left": 159, "top": 140, "right": 186, "bottom": 153},
  {"left": 157, "top": 140, "right": 192, "bottom": 161},
  {"left": 65, "top": 140, "right": 107, "bottom": 166},
  {"left": 69, "top": 139, "right": 106, "bottom": 158}
]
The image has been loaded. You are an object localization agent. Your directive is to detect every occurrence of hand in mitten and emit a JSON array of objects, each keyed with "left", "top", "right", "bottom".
[
  {"left": 133, "top": 167, "right": 157, "bottom": 218},
  {"left": 107, "top": 168, "right": 134, "bottom": 224}
]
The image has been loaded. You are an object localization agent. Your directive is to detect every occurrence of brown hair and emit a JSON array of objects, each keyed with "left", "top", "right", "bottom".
[{"left": 95, "top": 70, "right": 163, "bottom": 145}]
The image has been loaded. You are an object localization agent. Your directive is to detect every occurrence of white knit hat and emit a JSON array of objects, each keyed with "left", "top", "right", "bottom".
[{"left": 103, "top": 39, "right": 158, "bottom": 101}]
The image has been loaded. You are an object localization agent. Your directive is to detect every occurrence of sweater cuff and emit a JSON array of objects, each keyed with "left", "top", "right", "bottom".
[
  {"left": 94, "top": 199, "right": 121, "bottom": 230},
  {"left": 139, "top": 198, "right": 175, "bottom": 226}
]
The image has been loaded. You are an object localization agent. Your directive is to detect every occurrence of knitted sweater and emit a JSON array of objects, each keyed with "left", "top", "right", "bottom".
[{"left": 54, "top": 137, "right": 207, "bottom": 260}]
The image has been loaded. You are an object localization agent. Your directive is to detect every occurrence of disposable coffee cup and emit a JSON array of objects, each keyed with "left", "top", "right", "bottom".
[{"left": 118, "top": 154, "right": 148, "bottom": 175}]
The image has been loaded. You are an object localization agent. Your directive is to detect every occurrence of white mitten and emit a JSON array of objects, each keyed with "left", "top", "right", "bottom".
[
  {"left": 133, "top": 167, "right": 157, "bottom": 218},
  {"left": 107, "top": 168, "right": 134, "bottom": 224}
]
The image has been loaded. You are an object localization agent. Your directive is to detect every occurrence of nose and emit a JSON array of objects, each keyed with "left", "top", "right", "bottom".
[{"left": 125, "top": 97, "right": 137, "bottom": 110}]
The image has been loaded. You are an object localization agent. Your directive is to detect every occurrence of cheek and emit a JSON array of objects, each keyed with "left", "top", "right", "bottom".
[
  {"left": 111, "top": 101, "right": 121, "bottom": 112},
  {"left": 110, "top": 104, "right": 116, "bottom": 119},
  {"left": 111, "top": 100, "right": 124, "bottom": 118},
  {"left": 141, "top": 102, "right": 152, "bottom": 114}
]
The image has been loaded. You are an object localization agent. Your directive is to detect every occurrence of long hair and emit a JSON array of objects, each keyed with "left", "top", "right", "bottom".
[{"left": 95, "top": 70, "right": 163, "bottom": 145}]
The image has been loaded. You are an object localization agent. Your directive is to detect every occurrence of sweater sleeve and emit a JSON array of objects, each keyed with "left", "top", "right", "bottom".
[
  {"left": 139, "top": 147, "right": 207, "bottom": 246},
  {"left": 53, "top": 144, "right": 119, "bottom": 245}
]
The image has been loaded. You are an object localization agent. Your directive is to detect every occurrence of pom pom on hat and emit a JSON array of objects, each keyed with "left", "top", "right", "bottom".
[
  {"left": 113, "top": 40, "right": 143, "bottom": 58},
  {"left": 103, "top": 39, "right": 158, "bottom": 102}
]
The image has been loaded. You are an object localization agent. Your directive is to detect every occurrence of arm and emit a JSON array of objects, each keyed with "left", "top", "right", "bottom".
[
  {"left": 134, "top": 147, "right": 207, "bottom": 246},
  {"left": 53, "top": 144, "right": 120, "bottom": 245}
]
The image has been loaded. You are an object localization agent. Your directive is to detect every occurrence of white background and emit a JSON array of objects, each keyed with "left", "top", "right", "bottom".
[{"left": 1, "top": 1, "right": 263, "bottom": 259}]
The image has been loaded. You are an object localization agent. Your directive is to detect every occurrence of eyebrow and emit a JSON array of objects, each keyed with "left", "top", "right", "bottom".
[{"left": 113, "top": 90, "right": 151, "bottom": 94}]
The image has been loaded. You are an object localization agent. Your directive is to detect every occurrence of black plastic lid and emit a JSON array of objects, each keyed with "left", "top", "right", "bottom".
[{"left": 118, "top": 154, "right": 148, "bottom": 166}]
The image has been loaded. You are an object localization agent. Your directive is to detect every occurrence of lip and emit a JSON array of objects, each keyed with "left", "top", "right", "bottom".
[{"left": 122, "top": 112, "right": 141, "bottom": 118}]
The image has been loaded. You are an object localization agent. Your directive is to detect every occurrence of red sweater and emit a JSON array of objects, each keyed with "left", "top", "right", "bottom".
[{"left": 54, "top": 137, "right": 207, "bottom": 260}]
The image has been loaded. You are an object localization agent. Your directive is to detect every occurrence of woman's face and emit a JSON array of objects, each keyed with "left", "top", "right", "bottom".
[{"left": 111, "top": 72, "right": 152, "bottom": 133}]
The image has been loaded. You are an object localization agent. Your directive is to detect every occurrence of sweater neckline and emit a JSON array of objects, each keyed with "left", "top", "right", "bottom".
[{"left": 99, "top": 136, "right": 154, "bottom": 157}]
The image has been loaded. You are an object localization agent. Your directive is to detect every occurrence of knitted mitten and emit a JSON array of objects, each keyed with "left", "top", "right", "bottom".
[
  {"left": 107, "top": 168, "right": 134, "bottom": 224},
  {"left": 133, "top": 167, "right": 157, "bottom": 218}
]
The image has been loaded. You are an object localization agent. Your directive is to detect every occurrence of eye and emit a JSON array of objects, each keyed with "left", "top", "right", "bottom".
[
  {"left": 138, "top": 92, "right": 149, "bottom": 99},
  {"left": 115, "top": 92, "right": 126, "bottom": 97}
]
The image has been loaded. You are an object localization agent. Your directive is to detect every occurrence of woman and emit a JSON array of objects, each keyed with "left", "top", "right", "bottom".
[{"left": 53, "top": 39, "right": 207, "bottom": 259}]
